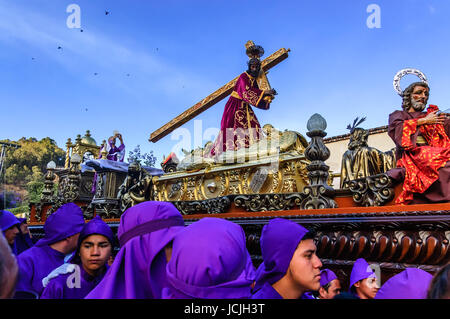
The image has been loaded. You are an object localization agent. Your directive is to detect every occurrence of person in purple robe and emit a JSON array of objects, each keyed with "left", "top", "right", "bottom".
[
  {"left": 13, "top": 218, "right": 35, "bottom": 255},
  {"left": 100, "top": 132, "right": 126, "bottom": 162},
  {"left": 91, "top": 132, "right": 126, "bottom": 194},
  {"left": 349, "top": 258, "right": 380, "bottom": 299},
  {"left": 85, "top": 201, "right": 185, "bottom": 299},
  {"left": 252, "top": 218, "right": 322, "bottom": 299},
  {"left": 317, "top": 269, "right": 341, "bottom": 299},
  {"left": 0, "top": 210, "right": 20, "bottom": 253},
  {"left": 15, "top": 203, "right": 85, "bottom": 297},
  {"left": 209, "top": 58, "right": 276, "bottom": 157},
  {"left": 162, "top": 217, "right": 256, "bottom": 299},
  {"left": 40, "top": 216, "right": 114, "bottom": 299},
  {"left": 374, "top": 268, "right": 432, "bottom": 299}
]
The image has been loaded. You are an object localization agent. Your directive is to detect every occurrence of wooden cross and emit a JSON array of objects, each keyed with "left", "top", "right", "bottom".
[{"left": 149, "top": 43, "right": 290, "bottom": 143}]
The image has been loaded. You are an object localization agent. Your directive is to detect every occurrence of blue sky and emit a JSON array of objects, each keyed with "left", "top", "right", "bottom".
[{"left": 1, "top": 0, "right": 450, "bottom": 168}]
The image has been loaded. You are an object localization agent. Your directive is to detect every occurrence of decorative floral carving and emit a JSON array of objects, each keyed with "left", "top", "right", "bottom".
[{"left": 348, "top": 173, "right": 395, "bottom": 206}]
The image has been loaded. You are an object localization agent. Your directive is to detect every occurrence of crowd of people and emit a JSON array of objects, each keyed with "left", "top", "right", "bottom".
[{"left": 1, "top": 201, "right": 449, "bottom": 299}]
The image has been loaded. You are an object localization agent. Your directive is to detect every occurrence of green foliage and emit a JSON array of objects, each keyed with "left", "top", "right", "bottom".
[
  {"left": 26, "top": 180, "right": 44, "bottom": 204},
  {"left": 1, "top": 137, "right": 65, "bottom": 185},
  {"left": 9, "top": 205, "right": 29, "bottom": 215}
]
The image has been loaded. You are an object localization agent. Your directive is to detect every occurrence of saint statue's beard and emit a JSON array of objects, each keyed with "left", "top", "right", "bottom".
[{"left": 411, "top": 98, "right": 426, "bottom": 112}]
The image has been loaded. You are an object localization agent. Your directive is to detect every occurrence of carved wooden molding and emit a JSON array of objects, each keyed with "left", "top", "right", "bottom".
[
  {"left": 234, "top": 193, "right": 304, "bottom": 212},
  {"left": 173, "top": 196, "right": 232, "bottom": 215},
  {"left": 348, "top": 173, "right": 395, "bottom": 206}
]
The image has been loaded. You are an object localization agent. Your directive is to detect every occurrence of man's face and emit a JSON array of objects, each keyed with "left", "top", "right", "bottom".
[
  {"left": 67, "top": 233, "right": 80, "bottom": 253},
  {"left": 410, "top": 85, "right": 429, "bottom": 112},
  {"left": 4, "top": 226, "right": 19, "bottom": 245},
  {"left": 109, "top": 137, "right": 116, "bottom": 146},
  {"left": 248, "top": 62, "right": 261, "bottom": 77},
  {"left": 19, "top": 223, "right": 29, "bottom": 235},
  {"left": 288, "top": 239, "right": 323, "bottom": 291},
  {"left": 79, "top": 234, "right": 112, "bottom": 276},
  {"left": 319, "top": 279, "right": 341, "bottom": 299},
  {"left": 354, "top": 276, "right": 379, "bottom": 299}
]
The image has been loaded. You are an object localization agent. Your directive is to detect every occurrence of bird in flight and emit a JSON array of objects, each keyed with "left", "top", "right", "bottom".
[
  {"left": 105, "top": 10, "right": 110, "bottom": 15},
  {"left": 57, "top": 46, "right": 62, "bottom": 50}
]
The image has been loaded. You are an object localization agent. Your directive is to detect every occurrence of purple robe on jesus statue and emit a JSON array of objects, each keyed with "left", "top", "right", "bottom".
[{"left": 210, "top": 72, "right": 271, "bottom": 157}]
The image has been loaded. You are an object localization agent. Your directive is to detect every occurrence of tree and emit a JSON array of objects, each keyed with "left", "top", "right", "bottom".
[
  {"left": 127, "top": 145, "right": 157, "bottom": 167},
  {"left": 1, "top": 137, "right": 65, "bottom": 185}
]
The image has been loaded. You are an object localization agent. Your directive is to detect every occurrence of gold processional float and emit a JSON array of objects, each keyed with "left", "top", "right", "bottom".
[{"left": 28, "top": 47, "right": 450, "bottom": 288}]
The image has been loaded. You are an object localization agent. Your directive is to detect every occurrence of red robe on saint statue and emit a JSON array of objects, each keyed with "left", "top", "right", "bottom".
[
  {"left": 388, "top": 104, "right": 450, "bottom": 204},
  {"left": 209, "top": 72, "right": 270, "bottom": 157}
]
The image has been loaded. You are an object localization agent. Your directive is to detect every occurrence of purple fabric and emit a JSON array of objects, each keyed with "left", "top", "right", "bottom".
[
  {"left": 320, "top": 269, "right": 338, "bottom": 287},
  {"left": 118, "top": 216, "right": 183, "bottom": 246},
  {"left": 14, "top": 218, "right": 36, "bottom": 253},
  {"left": 98, "top": 139, "right": 125, "bottom": 162},
  {"left": 209, "top": 72, "right": 269, "bottom": 157},
  {"left": 91, "top": 141, "right": 126, "bottom": 193},
  {"left": 349, "top": 258, "right": 377, "bottom": 289},
  {"left": 163, "top": 217, "right": 256, "bottom": 299},
  {"left": 0, "top": 210, "right": 20, "bottom": 232},
  {"left": 16, "top": 244, "right": 67, "bottom": 296},
  {"left": 41, "top": 264, "right": 109, "bottom": 299},
  {"left": 13, "top": 233, "right": 34, "bottom": 255},
  {"left": 69, "top": 216, "right": 115, "bottom": 264},
  {"left": 251, "top": 282, "right": 283, "bottom": 299},
  {"left": 13, "top": 218, "right": 35, "bottom": 256},
  {"left": 375, "top": 268, "right": 432, "bottom": 299},
  {"left": 254, "top": 218, "right": 309, "bottom": 291},
  {"left": 35, "top": 203, "right": 85, "bottom": 247},
  {"left": 300, "top": 291, "right": 317, "bottom": 299},
  {"left": 85, "top": 201, "right": 185, "bottom": 299}
]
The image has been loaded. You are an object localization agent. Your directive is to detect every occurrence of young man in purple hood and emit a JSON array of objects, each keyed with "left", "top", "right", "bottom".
[
  {"left": 252, "top": 218, "right": 322, "bottom": 299},
  {"left": 349, "top": 258, "right": 380, "bottom": 299},
  {"left": 0, "top": 210, "right": 20, "bottom": 252},
  {"left": 41, "top": 216, "right": 114, "bottom": 299}
]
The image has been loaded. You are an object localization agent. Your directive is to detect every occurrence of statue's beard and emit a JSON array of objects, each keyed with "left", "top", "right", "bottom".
[
  {"left": 248, "top": 68, "right": 260, "bottom": 78},
  {"left": 411, "top": 98, "right": 426, "bottom": 112}
]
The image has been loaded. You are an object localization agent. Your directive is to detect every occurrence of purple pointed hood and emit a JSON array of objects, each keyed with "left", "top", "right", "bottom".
[
  {"left": 35, "top": 203, "right": 85, "bottom": 247},
  {"left": 375, "top": 268, "right": 432, "bottom": 299},
  {"left": 0, "top": 210, "right": 20, "bottom": 232},
  {"left": 349, "top": 258, "right": 377, "bottom": 289},
  {"left": 69, "top": 216, "right": 115, "bottom": 264},
  {"left": 163, "top": 217, "right": 256, "bottom": 299},
  {"left": 254, "top": 218, "right": 309, "bottom": 291},
  {"left": 85, "top": 201, "right": 185, "bottom": 299},
  {"left": 320, "top": 269, "right": 338, "bottom": 287}
]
